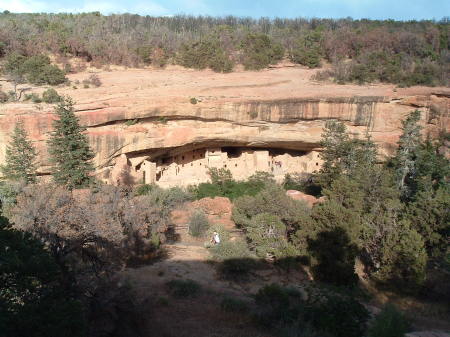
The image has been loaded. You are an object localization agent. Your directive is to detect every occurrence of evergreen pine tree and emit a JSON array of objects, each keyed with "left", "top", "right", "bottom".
[
  {"left": 1, "top": 121, "right": 37, "bottom": 184},
  {"left": 47, "top": 97, "right": 94, "bottom": 189},
  {"left": 392, "top": 110, "right": 422, "bottom": 199},
  {"left": 317, "top": 120, "right": 378, "bottom": 189}
]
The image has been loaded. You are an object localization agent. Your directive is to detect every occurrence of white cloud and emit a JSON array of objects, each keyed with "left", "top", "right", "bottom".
[
  {"left": 0, "top": 0, "right": 51, "bottom": 12},
  {"left": 0, "top": 0, "right": 169, "bottom": 15}
]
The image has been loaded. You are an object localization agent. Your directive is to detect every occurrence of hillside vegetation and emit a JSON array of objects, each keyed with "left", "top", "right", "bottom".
[
  {"left": 0, "top": 12, "right": 449, "bottom": 86},
  {"left": 1, "top": 103, "right": 449, "bottom": 336}
]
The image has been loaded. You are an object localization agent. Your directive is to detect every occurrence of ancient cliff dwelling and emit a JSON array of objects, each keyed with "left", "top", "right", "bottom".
[{"left": 109, "top": 146, "right": 323, "bottom": 187}]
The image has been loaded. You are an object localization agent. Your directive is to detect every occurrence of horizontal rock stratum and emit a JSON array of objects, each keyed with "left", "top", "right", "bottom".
[{"left": 0, "top": 65, "right": 448, "bottom": 184}]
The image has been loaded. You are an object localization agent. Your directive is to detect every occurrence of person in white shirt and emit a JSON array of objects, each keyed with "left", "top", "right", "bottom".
[{"left": 212, "top": 231, "right": 220, "bottom": 245}]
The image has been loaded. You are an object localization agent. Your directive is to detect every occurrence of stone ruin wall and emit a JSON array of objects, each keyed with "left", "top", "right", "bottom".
[{"left": 109, "top": 147, "right": 323, "bottom": 188}]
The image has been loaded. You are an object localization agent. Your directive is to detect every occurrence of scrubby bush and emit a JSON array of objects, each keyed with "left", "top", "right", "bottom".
[
  {"left": 290, "top": 31, "right": 323, "bottom": 68},
  {"left": 134, "top": 184, "right": 156, "bottom": 196},
  {"left": 210, "top": 240, "right": 256, "bottom": 279},
  {"left": 253, "top": 284, "right": 369, "bottom": 337},
  {"left": 305, "top": 289, "right": 369, "bottom": 337},
  {"left": 232, "top": 184, "right": 308, "bottom": 229},
  {"left": 254, "top": 284, "right": 304, "bottom": 329},
  {"left": 3, "top": 53, "right": 66, "bottom": 86},
  {"left": 0, "top": 89, "right": 8, "bottom": 103},
  {"left": 320, "top": 51, "right": 446, "bottom": 87},
  {"left": 0, "top": 216, "right": 86, "bottom": 337},
  {"left": 209, "top": 239, "right": 252, "bottom": 261},
  {"left": 367, "top": 304, "right": 409, "bottom": 337},
  {"left": 144, "top": 185, "right": 192, "bottom": 218},
  {"left": 84, "top": 74, "right": 101, "bottom": 87},
  {"left": 188, "top": 209, "right": 209, "bottom": 237},
  {"left": 246, "top": 213, "right": 295, "bottom": 259},
  {"left": 218, "top": 257, "right": 258, "bottom": 280},
  {"left": 124, "top": 119, "right": 138, "bottom": 126},
  {"left": 307, "top": 227, "right": 359, "bottom": 287},
  {"left": 220, "top": 297, "right": 249, "bottom": 313},
  {"left": 192, "top": 169, "right": 273, "bottom": 200},
  {"left": 136, "top": 46, "right": 168, "bottom": 67},
  {"left": 22, "top": 55, "right": 66, "bottom": 85},
  {"left": 240, "top": 33, "right": 284, "bottom": 70},
  {"left": 375, "top": 221, "right": 427, "bottom": 291},
  {"left": 283, "top": 173, "right": 321, "bottom": 196},
  {"left": 166, "top": 279, "right": 201, "bottom": 298},
  {"left": 24, "top": 93, "right": 42, "bottom": 103},
  {"left": 0, "top": 41, "right": 5, "bottom": 57},
  {"left": 178, "top": 38, "right": 233, "bottom": 73},
  {"left": 42, "top": 88, "right": 62, "bottom": 103}
]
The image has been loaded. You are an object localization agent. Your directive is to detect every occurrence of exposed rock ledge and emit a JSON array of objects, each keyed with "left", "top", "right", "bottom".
[{"left": 0, "top": 66, "right": 448, "bottom": 184}]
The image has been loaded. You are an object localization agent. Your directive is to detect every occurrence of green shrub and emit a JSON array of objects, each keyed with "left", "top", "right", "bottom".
[
  {"left": 145, "top": 185, "right": 192, "bottom": 216},
  {"left": 210, "top": 240, "right": 256, "bottom": 279},
  {"left": 83, "top": 74, "right": 101, "bottom": 87},
  {"left": 240, "top": 33, "right": 284, "bottom": 70},
  {"left": 254, "top": 284, "right": 304, "bottom": 329},
  {"left": 23, "top": 55, "right": 66, "bottom": 85},
  {"left": 307, "top": 227, "right": 359, "bottom": 287},
  {"left": 42, "top": 88, "right": 62, "bottom": 103},
  {"left": 192, "top": 170, "right": 273, "bottom": 200},
  {"left": 220, "top": 297, "right": 249, "bottom": 313},
  {"left": 253, "top": 283, "right": 369, "bottom": 337},
  {"left": 25, "top": 93, "right": 42, "bottom": 103},
  {"left": 134, "top": 184, "right": 156, "bottom": 196},
  {"left": 136, "top": 45, "right": 153, "bottom": 64},
  {"left": 4, "top": 53, "right": 66, "bottom": 86},
  {"left": 367, "top": 304, "right": 409, "bottom": 337},
  {"left": 125, "top": 119, "right": 138, "bottom": 126},
  {"left": 0, "top": 41, "right": 5, "bottom": 57},
  {"left": 178, "top": 38, "right": 233, "bottom": 73},
  {"left": 0, "top": 89, "right": 8, "bottom": 103},
  {"left": 210, "top": 239, "right": 252, "bottom": 261},
  {"left": 188, "top": 209, "right": 209, "bottom": 237},
  {"left": 218, "top": 257, "right": 257, "bottom": 280},
  {"left": 283, "top": 173, "right": 321, "bottom": 196},
  {"left": 156, "top": 296, "right": 169, "bottom": 306},
  {"left": 375, "top": 221, "right": 427, "bottom": 292},
  {"left": 246, "top": 213, "right": 293, "bottom": 259},
  {"left": 190, "top": 97, "right": 198, "bottom": 104},
  {"left": 290, "top": 31, "right": 323, "bottom": 68},
  {"left": 232, "top": 184, "right": 308, "bottom": 229},
  {"left": 305, "top": 290, "right": 369, "bottom": 337},
  {"left": 166, "top": 279, "right": 201, "bottom": 298}
]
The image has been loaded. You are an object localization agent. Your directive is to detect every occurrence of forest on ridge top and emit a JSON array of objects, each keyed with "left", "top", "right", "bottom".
[{"left": 0, "top": 12, "right": 449, "bottom": 86}]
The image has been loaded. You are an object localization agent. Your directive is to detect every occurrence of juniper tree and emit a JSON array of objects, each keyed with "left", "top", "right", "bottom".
[
  {"left": 392, "top": 110, "right": 422, "bottom": 199},
  {"left": 47, "top": 97, "right": 94, "bottom": 189},
  {"left": 317, "top": 120, "right": 377, "bottom": 189},
  {"left": 1, "top": 121, "right": 37, "bottom": 184}
]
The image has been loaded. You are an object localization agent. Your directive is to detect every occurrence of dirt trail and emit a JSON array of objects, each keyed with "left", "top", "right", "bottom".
[
  {"left": 125, "top": 198, "right": 256, "bottom": 297},
  {"left": 123, "top": 198, "right": 276, "bottom": 337}
]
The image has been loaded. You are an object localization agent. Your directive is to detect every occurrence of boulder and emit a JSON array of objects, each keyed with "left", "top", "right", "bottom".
[{"left": 286, "top": 190, "right": 321, "bottom": 207}]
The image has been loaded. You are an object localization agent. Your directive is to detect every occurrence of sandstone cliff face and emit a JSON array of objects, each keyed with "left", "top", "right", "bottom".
[{"left": 0, "top": 66, "right": 448, "bottom": 182}]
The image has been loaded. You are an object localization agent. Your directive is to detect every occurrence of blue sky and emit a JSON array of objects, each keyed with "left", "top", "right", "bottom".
[{"left": 0, "top": 0, "right": 448, "bottom": 20}]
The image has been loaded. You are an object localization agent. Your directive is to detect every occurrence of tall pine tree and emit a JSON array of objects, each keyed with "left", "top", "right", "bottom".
[
  {"left": 47, "top": 97, "right": 94, "bottom": 189},
  {"left": 1, "top": 121, "right": 37, "bottom": 184},
  {"left": 392, "top": 110, "right": 422, "bottom": 200}
]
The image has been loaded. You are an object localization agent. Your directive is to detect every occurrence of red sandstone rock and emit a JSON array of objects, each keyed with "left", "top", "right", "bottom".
[
  {"left": 0, "top": 66, "right": 448, "bottom": 182},
  {"left": 286, "top": 190, "right": 321, "bottom": 207},
  {"left": 191, "top": 197, "right": 233, "bottom": 216}
]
